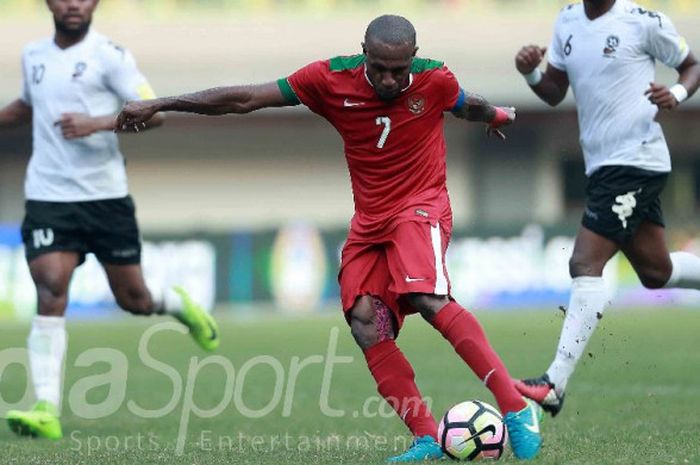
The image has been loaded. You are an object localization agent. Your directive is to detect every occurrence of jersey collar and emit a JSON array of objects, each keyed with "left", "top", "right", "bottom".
[
  {"left": 52, "top": 29, "right": 95, "bottom": 53},
  {"left": 583, "top": 0, "right": 623, "bottom": 24},
  {"left": 363, "top": 65, "right": 414, "bottom": 93}
]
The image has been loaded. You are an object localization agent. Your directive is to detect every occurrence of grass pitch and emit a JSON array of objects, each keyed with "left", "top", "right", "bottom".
[{"left": 0, "top": 307, "right": 698, "bottom": 465}]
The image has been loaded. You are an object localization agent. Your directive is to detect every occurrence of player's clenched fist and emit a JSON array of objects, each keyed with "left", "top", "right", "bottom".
[
  {"left": 54, "top": 113, "right": 102, "bottom": 139},
  {"left": 116, "top": 100, "right": 158, "bottom": 132},
  {"left": 515, "top": 45, "right": 547, "bottom": 75},
  {"left": 487, "top": 106, "right": 516, "bottom": 140},
  {"left": 645, "top": 82, "right": 680, "bottom": 110}
]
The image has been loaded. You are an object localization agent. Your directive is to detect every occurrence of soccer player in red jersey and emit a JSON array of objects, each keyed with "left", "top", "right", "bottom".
[{"left": 117, "top": 15, "right": 542, "bottom": 461}]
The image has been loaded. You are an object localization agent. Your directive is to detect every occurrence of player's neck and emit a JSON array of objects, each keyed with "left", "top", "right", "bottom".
[
  {"left": 583, "top": 0, "right": 616, "bottom": 20},
  {"left": 53, "top": 29, "right": 89, "bottom": 50}
]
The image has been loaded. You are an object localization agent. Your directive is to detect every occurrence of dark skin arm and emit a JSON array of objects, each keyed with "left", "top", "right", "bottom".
[
  {"left": 515, "top": 45, "right": 570, "bottom": 107},
  {"left": 116, "top": 82, "right": 289, "bottom": 131},
  {"left": 0, "top": 99, "right": 32, "bottom": 127},
  {"left": 645, "top": 52, "right": 700, "bottom": 109},
  {"left": 451, "top": 93, "right": 516, "bottom": 140}
]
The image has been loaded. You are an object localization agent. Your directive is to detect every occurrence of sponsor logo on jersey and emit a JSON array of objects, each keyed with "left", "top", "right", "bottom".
[
  {"left": 72, "top": 62, "right": 87, "bottom": 79},
  {"left": 407, "top": 94, "right": 425, "bottom": 114},
  {"left": 343, "top": 98, "right": 365, "bottom": 107},
  {"left": 603, "top": 35, "right": 620, "bottom": 58}
]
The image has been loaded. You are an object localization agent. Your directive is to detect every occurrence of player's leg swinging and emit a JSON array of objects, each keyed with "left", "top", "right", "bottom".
[
  {"left": 409, "top": 293, "right": 526, "bottom": 414},
  {"left": 623, "top": 220, "right": 700, "bottom": 297},
  {"left": 103, "top": 263, "right": 157, "bottom": 315},
  {"left": 407, "top": 293, "right": 542, "bottom": 460},
  {"left": 621, "top": 222, "right": 676, "bottom": 289},
  {"left": 101, "top": 261, "right": 219, "bottom": 352},
  {"left": 385, "top": 220, "right": 542, "bottom": 460}
]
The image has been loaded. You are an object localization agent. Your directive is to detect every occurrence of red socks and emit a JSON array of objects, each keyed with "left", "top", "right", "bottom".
[
  {"left": 431, "top": 302, "right": 526, "bottom": 414},
  {"left": 362, "top": 302, "right": 524, "bottom": 439},
  {"left": 364, "top": 340, "right": 438, "bottom": 439}
]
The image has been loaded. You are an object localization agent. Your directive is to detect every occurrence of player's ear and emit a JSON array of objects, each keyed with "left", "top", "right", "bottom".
[
  {"left": 412, "top": 46, "right": 419, "bottom": 57},
  {"left": 361, "top": 42, "right": 367, "bottom": 55}
]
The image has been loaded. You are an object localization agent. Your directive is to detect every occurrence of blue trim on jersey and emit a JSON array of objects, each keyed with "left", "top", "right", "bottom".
[{"left": 451, "top": 88, "right": 466, "bottom": 112}]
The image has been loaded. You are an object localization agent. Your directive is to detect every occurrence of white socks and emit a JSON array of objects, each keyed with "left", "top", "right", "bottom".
[
  {"left": 28, "top": 316, "right": 67, "bottom": 410},
  {"left": 664, "top": 251, "right": 700, "bottom": 289},
  {"left": 543, "top": 251, "right": 700, "bottom": 394},
  {"left": 162, "top": 287, "right": 184, "bottom": 314},
  {"left": 146, "top": 285, "right": 184, "bottom": 315},
  {"left": 546, "top": 276, "right": 608, "bottom": 393}
]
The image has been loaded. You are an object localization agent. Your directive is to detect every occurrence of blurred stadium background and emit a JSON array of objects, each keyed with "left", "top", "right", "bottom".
[{"left": 1, "top": 0, "right": 700, "bottom": 319}]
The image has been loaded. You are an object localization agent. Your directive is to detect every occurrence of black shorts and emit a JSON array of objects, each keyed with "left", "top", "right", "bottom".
[
  {"left": 21, "top": 196, "right": 142, "bottom": 265},
  {"left": 582, "top": 166, "right": 668, "bottom": 244}
]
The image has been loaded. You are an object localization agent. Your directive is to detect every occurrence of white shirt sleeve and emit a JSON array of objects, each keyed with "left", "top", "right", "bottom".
[
  {"left": 104, "top": 46, "right": 156, "bottom": 102},
  {"left": 644, "top": 11, "right": 690, "bottom": 69},
  {"left": 20, "top": 52, "right": 31, "bottom": 105},
  {"left": 547, "top": 14, "right": 567, "bottom": 72}
]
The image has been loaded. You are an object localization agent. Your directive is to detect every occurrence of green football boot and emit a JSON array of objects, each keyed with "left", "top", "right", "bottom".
[
  {"left": 172, "top": 286, "right": 220, "bottom": 352},
  {"left": 7, "top": 400, "right": 62, "bottom": 440}
]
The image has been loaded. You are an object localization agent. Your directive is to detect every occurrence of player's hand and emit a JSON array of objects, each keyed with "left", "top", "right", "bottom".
[
  {"left": 486, "top": 106, "right": 516, "bottom": 140},
  {"left": 116, "top": 100, "right": 158, "bottom": 133},
  {"left": 645, "top": 82, "right": 679, "bottom": 110},
  {"left": 54, "top": 113, "right": 105, "bottom": 139},
  {"left": 515, "top": 45, "right": 547, "bottom": 75}
]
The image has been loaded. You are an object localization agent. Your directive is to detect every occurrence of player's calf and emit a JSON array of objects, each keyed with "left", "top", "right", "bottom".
[{"left": 113, "top": 287, "right": 156, "bottom": 315}]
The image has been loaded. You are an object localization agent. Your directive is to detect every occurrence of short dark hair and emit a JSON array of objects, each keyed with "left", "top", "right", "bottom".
[{"left": 365, "top": 15, "right": 416, "bottom": 47}]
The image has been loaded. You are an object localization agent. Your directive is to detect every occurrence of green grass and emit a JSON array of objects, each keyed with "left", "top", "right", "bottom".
[{"left": 0, "top": 308, "right": 699, "bottom": 464}]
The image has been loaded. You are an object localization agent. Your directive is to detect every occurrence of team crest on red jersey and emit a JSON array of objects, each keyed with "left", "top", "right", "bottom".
[{"left": 407, "top": 94, "right": 426, "bottom": 114}]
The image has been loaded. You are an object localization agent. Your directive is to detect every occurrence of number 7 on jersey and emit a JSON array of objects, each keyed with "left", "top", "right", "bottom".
[{"left": 375, "top": 116, "right": 391, "bottom": 149}]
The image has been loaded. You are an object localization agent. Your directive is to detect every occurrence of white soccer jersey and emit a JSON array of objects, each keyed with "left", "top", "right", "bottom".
[
  {"left": 548, "top": 0, "right": 690, "bottom": 176},
  {"left": 21, "top": 31, "right": 156, "bottom": 201}
]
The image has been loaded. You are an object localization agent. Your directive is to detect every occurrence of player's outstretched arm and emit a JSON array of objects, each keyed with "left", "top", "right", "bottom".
[
  {"left": 0, "top": 99, "right": 32, "bottom": 127},
  {"left": 515, "top": 45, "right": 569, "bottom": 107},
  {"left": 116, "top": 82, "right": 288, "bottom": 132},
  {"left": 451, "top": 93, "right": 516, "bottom": 140},
  {"left": 645, "top": 52, "right": 700, "bottom": 110}
]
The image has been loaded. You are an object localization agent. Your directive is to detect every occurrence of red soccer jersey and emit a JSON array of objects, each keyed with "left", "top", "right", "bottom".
[{"left": 278, "top": 55, "right": 463, "bottom": 237}]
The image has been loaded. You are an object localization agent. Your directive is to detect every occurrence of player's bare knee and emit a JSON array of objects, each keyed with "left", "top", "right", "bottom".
[
  {"left": 569, "top": 256, "right": 602, "bottom": 278},
  {"left": 33, "top": 272, "right": 69, "bottom": 313},
  {"left": 349, "top": 296, "right": 380, "bottom": 350},
  {"left": 35, "top": 285, "right": 68, "bottom": 316},
  {"left": 350, "top": 315, "right": 378, "bottom": 350},
  {"left": 33, "top": 270, "right": 67, "bottom": 298},
  {"left": 638, "top": 270, "right": 670, "bottom": 289}
]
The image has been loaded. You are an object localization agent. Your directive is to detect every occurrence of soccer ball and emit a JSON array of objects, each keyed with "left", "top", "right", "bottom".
[{"left": 438, "top": 400, "right": 508, "bottom": 461}]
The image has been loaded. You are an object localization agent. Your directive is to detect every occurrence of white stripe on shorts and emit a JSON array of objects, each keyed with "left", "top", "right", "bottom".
[{"left": 430, "top": 224, "right": 448, "bottom": 295}]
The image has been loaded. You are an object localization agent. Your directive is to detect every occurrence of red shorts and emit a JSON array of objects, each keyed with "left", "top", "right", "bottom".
[{"left": 338, "top": 220, "right": 452, "bottom": 330}]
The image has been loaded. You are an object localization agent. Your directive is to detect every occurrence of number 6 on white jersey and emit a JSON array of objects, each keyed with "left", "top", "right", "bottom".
[{"left": 375, "top": 116, "right": 391, "bottom": 149}]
